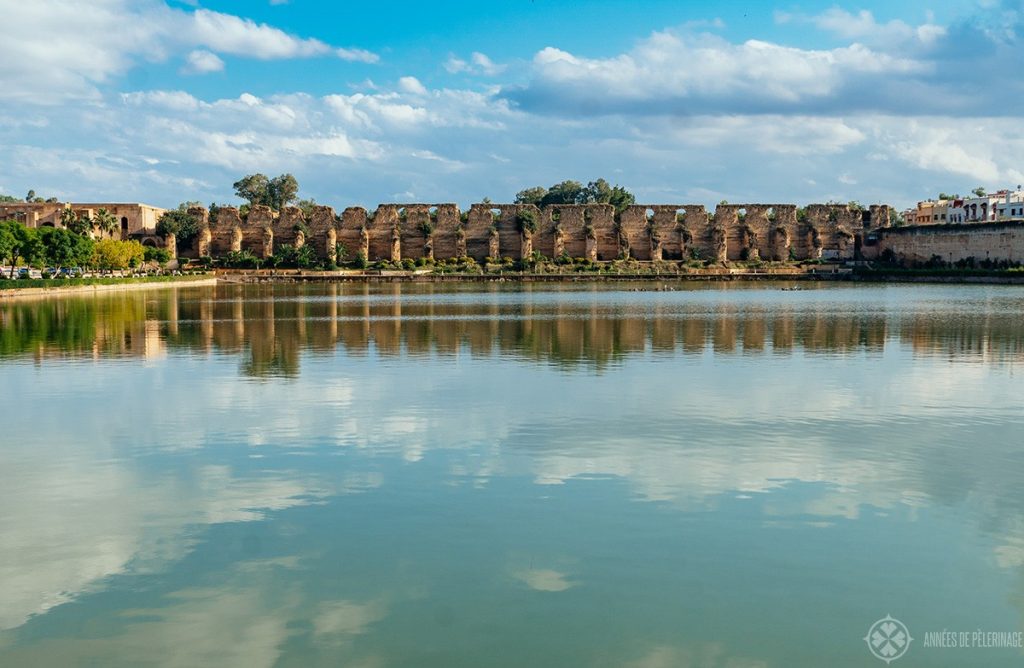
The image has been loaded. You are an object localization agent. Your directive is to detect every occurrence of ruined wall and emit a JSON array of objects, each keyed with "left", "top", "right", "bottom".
[
  {"left": 168, "top": 200, "right": 902, "bottom": 265},
  {"left": 368, "top": 205, "right": 399, "bottom": 261},
  {"left": 209, "top": 206, "right": 243, "bottom": 256},
  {"left": 875, "top": 222, "right": 1024, "bottom": 265},
  {"left": 430, "top": 204, "right": 463, "bottom": 259},
  {"left": 307, "top": 206, "right": 337, "bottom": 263},
  {"left": 245, "top": 206, "right": 275, "bottom": 258},
  {"left": 465, "top": 205, "right": 498, "bottom": 260},
  {"left": 339, "top": 207, "right": 369, "bottom": 261}
]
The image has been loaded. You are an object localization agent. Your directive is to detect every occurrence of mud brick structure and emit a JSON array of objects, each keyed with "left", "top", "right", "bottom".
[{"left": 181, "top": 200, "right": 894, "bottom": 264}]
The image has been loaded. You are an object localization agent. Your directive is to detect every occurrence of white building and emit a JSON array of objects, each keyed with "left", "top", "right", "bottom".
[
  {"left": 993, "top": 189, "right": 1024, "bottom": 221},
  {"left": 951, "top": 189, "right": 1023, "bottom": 223}
]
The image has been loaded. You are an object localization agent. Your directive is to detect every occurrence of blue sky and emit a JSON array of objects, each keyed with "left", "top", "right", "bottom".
[{"left": 1, "top": 0, "right": 1022, "bottom": 210}]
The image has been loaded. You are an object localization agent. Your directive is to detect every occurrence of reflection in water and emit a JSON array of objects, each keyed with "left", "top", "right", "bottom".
[
  {"left": 4, "top": 282, "right": 1024, "bottom": 373},
  {"left": 1, "top": 282, "right": 1024, "bottom": 666}
]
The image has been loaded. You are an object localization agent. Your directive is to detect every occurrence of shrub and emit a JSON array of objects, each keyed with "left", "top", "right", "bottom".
[
  {"left": 144, "top": 246, "right": 172, "bottom": 264},
  {"left": 515, "top": 210, "right": 538, "bottom": 234},
  {"left": 221, "top": 249, "right": 260, "bottom": 269},
  {"left": 354, "top": 251, "right": 369, "bottom": 269},
  {"left": 273, "top": 244, "right": 317, "bottom": 269}
]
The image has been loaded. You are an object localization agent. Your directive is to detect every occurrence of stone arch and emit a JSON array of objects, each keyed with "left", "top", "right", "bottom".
[
  {"left": 664, "top": 207, "right": 688, "bottom": 261},
  {"left": 142, "top": 238, "right": 157, "bottom": 248},
  {"left": 736, "top": 208, "right": 760, "bottom": 261},
  {"left": 645, "top": 208, "right": 660, "bottom": 260}
]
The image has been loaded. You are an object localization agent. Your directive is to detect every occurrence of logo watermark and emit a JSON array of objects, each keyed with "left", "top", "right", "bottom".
[
  {"left": 865, "top": 615, "right": 913, "bottom": 663},
  {"left": 864, "top": 615, "right": 1023, "bottom": 663}
]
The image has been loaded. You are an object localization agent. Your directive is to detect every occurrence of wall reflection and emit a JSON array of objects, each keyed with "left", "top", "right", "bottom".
[{"left": 4, "top": 283, "right": 1024, "bottom": 373}]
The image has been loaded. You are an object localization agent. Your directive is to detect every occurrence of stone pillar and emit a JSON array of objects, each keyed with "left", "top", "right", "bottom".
[
  {"left": 261, "top": 228, "right": 274, "bottom": 259},
  {"left": 649, "top": 226, "right": 662, "bottom": 261},
  {"left": 359, "top": 227, "right": 370, "bottom": 260},
  {"left": 325, "top": 228, "right": 337, "bottom": 266},
  {"left": 196, "top": 228, "right": 211, "bottom": 257},
  {"left": 488, "top": 227, "right": 500, "bottom": 260},
  {"left": 390, "top": 227, "right": 401, "bottom": 262},
  {"left": 455, "top": 227, "right": 467, "bottom": 257},
  {"left": 165, "top": 233, "right": 177, "bottom": 258},
  {"left": 520, "top": 231, "right": 533, "bottom": 260}
]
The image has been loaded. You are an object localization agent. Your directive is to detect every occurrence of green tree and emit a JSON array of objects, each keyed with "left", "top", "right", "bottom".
[
  {"left": 39, "top": 227, "right": 93, "bottom": 269},
  {"left": 61, "top": 207, "right": 91, "bottom": 236},
  {"left": 25, "top": 189, "right": 35, "bottom": 202},
  {"left": 20, "top": 227, "right": 46, "bottom": 269},
  {"left": 143, "top": 246, "right": 172, "bottom": 264},
  {"left": 515, "top": 179, "right": 635, "bottom": 212},
  {"left": 232, "top": 173, "right": 299, "bottom": 210},
  {"left": 94, "top": 208, "right": 118, "bottom": 237},
  {"left": 156, "top": 206, "right": 201, "bottom": 250},
  {"left": 268, "top": 174, "right": 299, "bottom": 210},
  {"left": 233, "top": 173, "right": 271, "bottom": 207},
  {"left": 297, "top": 198, "right": 318, "bottom": 217},
  {"left": 972, "top": 187, "right": 987, "bottom": 198},
  {"left": 0, "top": 222, "right": 21, "bottom": 276},
  {"left": 541, "top": 180, "right": 584, "bottom": 206},
  {"left": 514, "top": 187, "right": 548, "bottom": 206},
  {"left": 0, "top": 195, "right": 18, "bottom": 203}
]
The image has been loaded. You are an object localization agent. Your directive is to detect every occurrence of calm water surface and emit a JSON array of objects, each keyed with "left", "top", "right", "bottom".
[{"left": 1, "top": 282, "right": 1023, "bottom": 667}]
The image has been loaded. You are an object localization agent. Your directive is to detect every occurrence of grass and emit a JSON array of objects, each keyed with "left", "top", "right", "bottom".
[{"left": 0, "top": 274, "right": 213, "bottom": 290}]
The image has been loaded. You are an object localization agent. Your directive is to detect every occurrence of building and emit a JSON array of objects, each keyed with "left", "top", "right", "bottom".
[
  {"left": 994, "top": 189, "right": 1024, "bottom": 221},
  {"left": 906, "top": 188, "right": 1024, "bottom": 226},
  {"left": 0, "top": 201, "right": 166, "bottom": 240}
]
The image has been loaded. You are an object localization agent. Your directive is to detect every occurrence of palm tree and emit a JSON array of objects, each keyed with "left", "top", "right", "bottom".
[
  {"left": 61, "top": 207, "right": 91, "bottom": 236},
  {"left": 94, "top": 208, "right": 118, "bottom": 238}
]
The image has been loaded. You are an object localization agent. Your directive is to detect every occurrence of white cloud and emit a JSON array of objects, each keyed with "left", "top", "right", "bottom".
[
  {"left": 0, "top": 0, "right": 378, "bottom": 103},
  {"left": 336, "top": 47, "right": 380, "bottom": 64},
  {"left": 398, "top": 76, "right": 428, "bottom": 96},
  {"left": 445, "top": 51, "right": 506, "bottom": 76},
  {"left": 775, "top": 8, "right": 947, "bottom": 47},
  {"left": 182, "top": 50, "right": 225, "bottom": 75},
  {"left": 184, "top": 8, "right": 331, "bottom": 59},
  {"left": 508, "top": 30, "right": 929, "bottom": 116}
]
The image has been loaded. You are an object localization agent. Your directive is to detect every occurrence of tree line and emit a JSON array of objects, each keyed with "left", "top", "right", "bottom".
[{"left": 0, "top": 221, "right": 169, "bottom": 277}]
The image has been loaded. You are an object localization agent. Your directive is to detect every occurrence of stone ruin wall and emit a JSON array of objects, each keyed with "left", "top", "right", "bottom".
[{"left": 192, "top": 202, "right": 892, "bottom": 264}]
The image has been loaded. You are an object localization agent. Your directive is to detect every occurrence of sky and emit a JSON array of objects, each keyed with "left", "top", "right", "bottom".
[{"left": 0, "top": 0, "right": 1022, "bottom": 210}]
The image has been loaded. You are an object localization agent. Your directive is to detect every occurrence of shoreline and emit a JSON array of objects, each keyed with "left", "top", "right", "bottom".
[
  {"left": 0, "top": 276, "right": 217, "bottom": 299},
  {"left": 214, "top": 268, "right": 1024, "bottom": 285},
  {"left": 4, "top": 270, "right": 1024, "bottom": 297}
]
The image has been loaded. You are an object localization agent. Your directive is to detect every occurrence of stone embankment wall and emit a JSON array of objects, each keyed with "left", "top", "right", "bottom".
[
  {"left": 186, "top": 202, "right": 891, "bottom": 263},
  {"left": 870, "top": 221, "right": 1024, "bottom": 265}
]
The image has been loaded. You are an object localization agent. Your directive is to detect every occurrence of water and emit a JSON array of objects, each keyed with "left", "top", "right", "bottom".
[{"left": 1, "top": 281, "right": 1023, "bottom": 667}]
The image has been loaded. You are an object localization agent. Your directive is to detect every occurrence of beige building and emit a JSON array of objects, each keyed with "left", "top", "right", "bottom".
[{"left": 0, "top": 201, "right": 166, "bottom": 239}]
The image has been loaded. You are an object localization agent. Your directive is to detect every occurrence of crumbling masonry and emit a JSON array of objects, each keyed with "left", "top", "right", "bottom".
[{"left": 185, "top": 202, "right": 892, "bottom": 263}]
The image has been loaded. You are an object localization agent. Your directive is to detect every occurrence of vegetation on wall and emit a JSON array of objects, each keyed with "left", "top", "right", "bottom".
[
  {"left": 515, "top": 178, "right": 635, "bottom": 213},
  {"left": 232, "top": 173, "right": 300, "bottom": 211}
]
